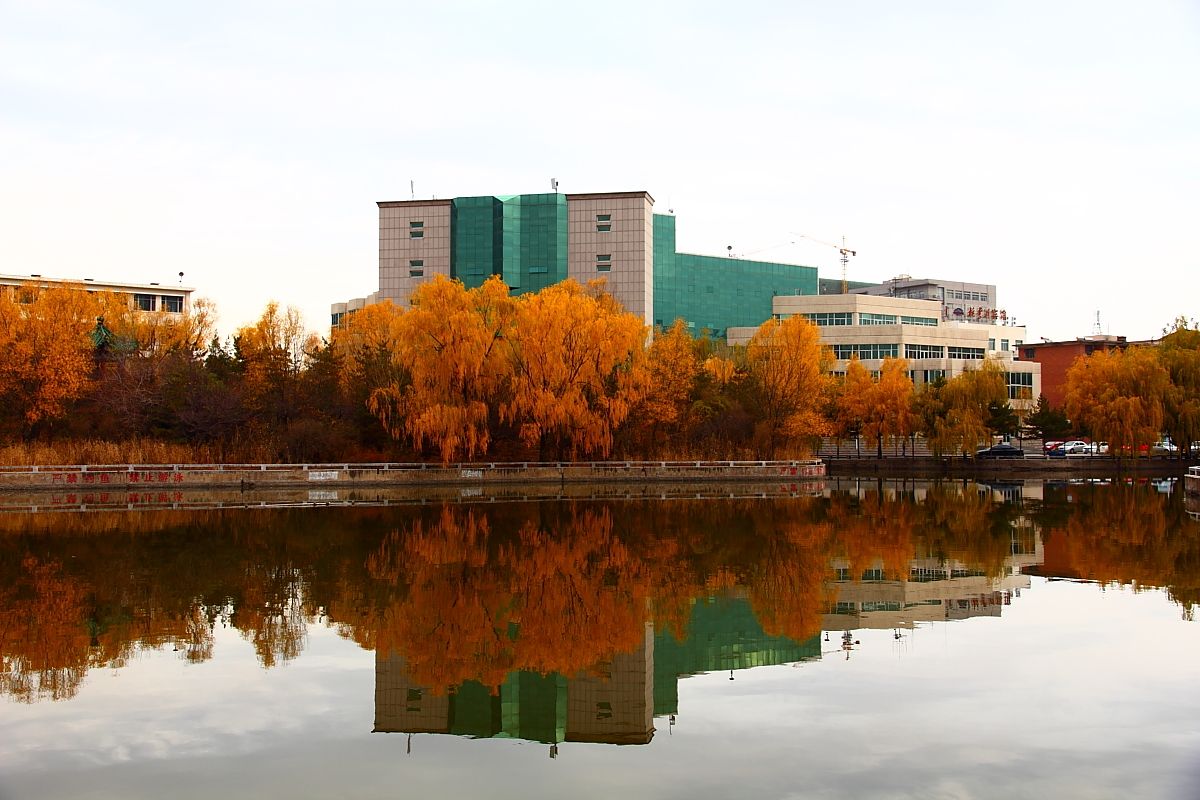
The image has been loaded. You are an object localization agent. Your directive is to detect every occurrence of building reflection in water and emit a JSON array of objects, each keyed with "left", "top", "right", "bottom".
[{"left": 374, "top": 532, "right": 1042, "bottom": 751}]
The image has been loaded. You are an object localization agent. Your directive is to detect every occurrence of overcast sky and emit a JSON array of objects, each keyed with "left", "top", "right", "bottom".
[{"left": 2, "top": 1, "right": 1196, "bottom": 342}]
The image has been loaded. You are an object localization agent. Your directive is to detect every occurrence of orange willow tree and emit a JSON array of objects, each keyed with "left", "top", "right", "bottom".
[
  {"left": 634, "top": 319, "right": 701, "bottom": 453},
  {"left": 0, "top": 283, "right": 215, "bottom": 437},
  {"left": 832, "top": 356, "right": 872, "bottom": 454},
  {"left": 503, "top": 280, "right": 649, "bottom": 459},
  {"left": 744, "top": 314, "right": 832, "bottom": 456},
  {"left": 369, "top": 276, "right": 516, "bottom": 463},
  {"left": 921, "top": 360, "right": 1007, "bottom": 456},
  {"left": 861, "top": 356, "right": 914, "bottom": 457},
  {"left": 1063, "top": 346, "right": 1169, "bottom": 457},
  {"left": 0, "top": 285, "right": 98, "bottom": 432}
]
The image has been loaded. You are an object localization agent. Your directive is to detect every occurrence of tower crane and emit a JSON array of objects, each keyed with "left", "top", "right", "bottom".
[{"left": 793, "top": 234, "right": 857, "bottom": 294}]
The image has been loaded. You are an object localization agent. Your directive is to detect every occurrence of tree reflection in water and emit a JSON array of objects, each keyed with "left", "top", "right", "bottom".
[{"left": 0, "top": 481, "right": 1197, "bottom": 703}]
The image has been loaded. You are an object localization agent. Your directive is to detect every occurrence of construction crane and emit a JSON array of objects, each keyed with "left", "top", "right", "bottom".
[{"left": 793, "top": 234, "right": 857, "bottom": 294}]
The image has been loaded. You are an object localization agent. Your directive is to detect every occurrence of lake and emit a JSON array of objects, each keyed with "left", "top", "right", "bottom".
[{"left": 1, "top": 478, "right": 1198, "bottom": 799}]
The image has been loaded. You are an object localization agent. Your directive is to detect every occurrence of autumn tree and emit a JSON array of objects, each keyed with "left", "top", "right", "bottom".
[
  {"left": 861, "top": 357, "right": 914, "bottom": 457},
  {"left": 1064, "top": 347, "right": 1169, "bottom": 458},
  {"left": 921, "top": 360, "right": 1007, "bottom": 456},
  {"left": 632, "top": 320, "right": 700, "bottom": 454},
  {"left": 367, "top": 276, "right": 515, "bottom": 463},
  {"left": 0, "top": 283, "right": 99, "bottom": 435},
  {"left": 1158, "top": 319, "right": 1200, "bottom": 455},
  {"left": 743, "top": 314, "right": 832, "bottom": 456},
  {"left": 235, "top": 301, "right": 315, "bottom": 427},
  {"left": 503, "top": 280, "right": 649, "bottom": 459},
  {"left": 832, "top": 356, "right": 871, "bottom": 455}
]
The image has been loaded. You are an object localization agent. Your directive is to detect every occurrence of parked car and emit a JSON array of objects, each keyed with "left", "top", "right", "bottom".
[
  {"left": 1043, "top": 441, "right": 1064, "bottom": 453},
  {"left": 1087, "top": 442, "right": 1109, "bottom": 455},
  {"left": 976, "top": 443, "right": 1025, "bottom": 459},
  {"left": 1151, "top": 441, "right": 1179, "bottom": 455},
  {"left": 1058, "top": 440, "right": 1091, "bottom": 455}
]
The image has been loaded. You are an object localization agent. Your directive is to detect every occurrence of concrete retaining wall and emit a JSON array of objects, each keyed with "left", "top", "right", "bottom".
[{"left": 0, "top": 460, "right": 826, "bottom": 494}]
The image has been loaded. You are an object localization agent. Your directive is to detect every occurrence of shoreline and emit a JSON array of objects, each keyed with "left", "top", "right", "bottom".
[{"left": 0, "top": 459, "right": 826, "bottom": 494}]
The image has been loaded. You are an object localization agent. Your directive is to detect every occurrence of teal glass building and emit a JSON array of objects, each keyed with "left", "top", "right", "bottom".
[{"left": 337, "top": 190, "right": 820, "bottom": 338}]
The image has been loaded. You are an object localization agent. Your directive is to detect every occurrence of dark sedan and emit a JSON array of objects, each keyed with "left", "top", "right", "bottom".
[{"left": 975, "top": 443, "right": 1025, "bottom": 459}]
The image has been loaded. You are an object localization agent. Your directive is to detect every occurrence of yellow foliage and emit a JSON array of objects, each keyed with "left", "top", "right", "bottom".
[
  {"left": 1064, "top": 347, "right": 1169, "bottom": 455},
  {"left": 503, "top": 280, "right": 649, "bottom": 459},
  {"left": 0, "top": 284, "right": 98, "bottom": 427},
  {"left": 745, "top": 314, "right": 832, "bottom": 455},
  {"left": 640, "top": 320, "right": 700, "bottom": 429},
  {"left": 369, "top": 276, "right": 515, "bottom": 463}
]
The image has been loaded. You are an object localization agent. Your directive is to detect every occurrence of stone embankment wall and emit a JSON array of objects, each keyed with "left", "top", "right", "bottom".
[{"left": 0, "top": 460, "right": 827, "bottom": 494}]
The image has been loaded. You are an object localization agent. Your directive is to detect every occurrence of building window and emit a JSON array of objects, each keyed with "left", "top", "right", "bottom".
[
  {"left": 801, "top": 312, "right": 853, "bottom": 326},
  {"left": 160, "top": 295, "right": 183, "bottom": 313},
  {"left": 409, "top": 221, "right": 424, "bottom": 239},
  {"left": 905, "top": 344, "right": 944, "bottom": 359},
  {"left": 596, "top": 223, "right": 611, "bottom": 232},
  {"left": 133, "top": 293, "right": 156, "bottom": 312},
  {"left": 947, "top": 346, "right": 985, "bottom": 359},
  {"left": 988, "top": 338, "right": 996, "bottom": 350},
  {"left": 1001, "top": 339, "right": 1010, "bottom": 351},
  {"left": 596, "top": 254, "right": 612, "bottom": 270},
  {"left": 410, "top": 221, "right": 423, "bottom": 229},
  {"left": 900, "top": 315, "right": 938, "bottom": 326},
  {"left": 596, "top": 214, "right": 611, "bottom": 222},
  {"left": 1007, "top": 371, "right": 1034, "bottom": 400},
  {"left": 410, "top": 259, "right": 423, "bottom": 267},
  {"left": 832, "top": 343, "right": 899, "bottom": 360},
  {"left": 410, "top": 269, "right": 424, "bottom": 277},
  {"left": 596, "top": 265, "right": 611, "bottom": 272},
  {"left": 859, "top": 312, "right": 897, "bottom": 326},
  {"left": 529, "top": 266, "right": 548, "bottom": 274}
]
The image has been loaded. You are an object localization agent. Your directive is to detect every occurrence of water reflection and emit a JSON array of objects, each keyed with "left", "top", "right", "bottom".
[{"left": 1, "top": 478, "right": 1197, "bottom": 717}]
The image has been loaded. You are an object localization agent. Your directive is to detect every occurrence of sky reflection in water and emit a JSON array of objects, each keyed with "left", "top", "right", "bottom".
[{"left": 1, "top": 480, "right": 1198, "bottom": 800}]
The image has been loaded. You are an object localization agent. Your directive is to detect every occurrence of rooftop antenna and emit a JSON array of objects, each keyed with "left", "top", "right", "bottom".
[
  {"left": 178, "top": 271, "right": 184, "bottom": 284},
  {"left": 1092, "top": 310, "right": 1102, "bottom": 336},
  {"left": 410, "top": 179, "right": 415, "bottom": 201},
  {"left": 551, "top": 177, "right": 559, "bottom": 193}
]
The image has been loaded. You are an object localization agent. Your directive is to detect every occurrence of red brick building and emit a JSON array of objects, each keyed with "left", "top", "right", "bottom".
[{"left": 1017, "top": 335, "right": 1132, "bottom": 408}]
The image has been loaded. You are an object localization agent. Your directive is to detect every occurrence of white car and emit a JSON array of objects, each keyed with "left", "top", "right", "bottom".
[
  {"left": 1057, "top": 440, "right": 1091, "bottom": 455},
  {"left": 1151, "top": 441, "right": 1179, "bottom": 455}
]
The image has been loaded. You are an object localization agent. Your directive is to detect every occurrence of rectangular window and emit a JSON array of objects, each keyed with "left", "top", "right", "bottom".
[
  {"left": 988, "top": 338, "right": 996, "bottom": 350},
  {"left": 160, "top": 295, "right": 183, "bottom": 313},
  {"left": 133, "top": 293, "right": 156, "bottom": 312},
  {"left": 596, "top": 214, "right": 611, "bottom": 222},
  {"left": 905, "top": 344, "right": 945, "bottom": 359},
  {"left": 1001, "top": 339, "right": 1010, "bottom": 351},
  {"left": 529, "top": 266, "right": 549, "bottom": 274},
  {"left": 832, "top": 343, "right": 899, "bottom": 360},
  {"left": 1007, "top": 371, "right": 1034, "bottom": 400},
  {"left": 900, "top": 315, "right": 938, "bottom": 326},
  {"left": 596, "top": 223, "right": 611, "bottom": 232},
  {"left": 410, "top": 229, "right": 424, "bottom": 239},
  {"left": 596, "top": 264, "right": 611, "bottom": 272},
  {"left": 859, "top": 312, "right": 897, "bottom": 326},
  {"left": 410, "top": 259, "right": 424, "bottom": 267},
  {"left": 947, "top": 346, "right": 985, "bottom": 359},
  {"left": 596, "top": 254, "right": 611, "bottom": 264},
  {"left": 409, "top": 221, "right": 424, "bottom": 229},
  {"left": 409, "top": 269, "right": 424, "bottom": 277},
  {"left": 800, "top": 312, "right": 853, "bottom": 326}
]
